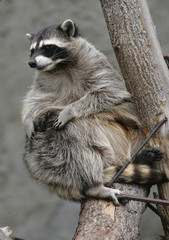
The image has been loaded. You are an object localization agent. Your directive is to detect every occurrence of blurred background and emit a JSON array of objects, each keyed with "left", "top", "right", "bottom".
[{"left": 0, "top": 0, "right": 169, "bottom": 239}]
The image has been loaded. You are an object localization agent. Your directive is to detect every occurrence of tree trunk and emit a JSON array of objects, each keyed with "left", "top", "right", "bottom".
[
  {"left": 73, "top": 184, "right": 148, "bottom": 240},
  {"left": 73, "top": 0, "right": 169, "bottom": 239},
  {"left": 100, "top": 0, "right": 169, "bottom": 238}
]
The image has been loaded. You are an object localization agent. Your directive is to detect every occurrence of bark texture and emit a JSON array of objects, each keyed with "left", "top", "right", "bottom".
[
  {"left": 73, "top": 184, "right": 148, "bottom": 240},
  {"left": 100, "top": 0, "right": 169, "bottom": 238}
]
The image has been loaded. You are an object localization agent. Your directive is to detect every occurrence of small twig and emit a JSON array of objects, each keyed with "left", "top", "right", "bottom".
[
  {"left": 147, "top": 203, "right": 169, "bottom": 225},
  {"left": 13, "top": 238, "right": 28, "bottom": 240},
  {"left": 118, "top": 193, "right": 169, "bottom": 223},
  {"left": 153, "top": 192, "right": 169, "bottom": 231},
  {"left": 118, "top": 193, "right": 169, "bottom": 206}
]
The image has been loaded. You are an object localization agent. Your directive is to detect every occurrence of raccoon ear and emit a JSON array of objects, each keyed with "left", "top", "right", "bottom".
[
  {"left": 60, "top": 19, "right": 75, "bottom": 37},
  {"left": 26, "top": 33, "right": 34, "bottom": 41}
]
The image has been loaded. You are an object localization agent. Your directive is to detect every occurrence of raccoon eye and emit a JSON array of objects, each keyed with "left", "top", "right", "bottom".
[{"left": 41, "top": 45, "right": 58, "bottom": 52}]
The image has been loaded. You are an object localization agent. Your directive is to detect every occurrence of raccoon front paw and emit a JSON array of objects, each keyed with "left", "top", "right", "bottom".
[{"left": 54, "top": 106, "right": 75, "bottom": 129}]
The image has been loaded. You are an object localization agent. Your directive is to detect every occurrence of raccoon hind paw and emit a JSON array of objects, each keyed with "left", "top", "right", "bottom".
[{"left": 134, "top": 148, "right": 163, "bottom": 165}]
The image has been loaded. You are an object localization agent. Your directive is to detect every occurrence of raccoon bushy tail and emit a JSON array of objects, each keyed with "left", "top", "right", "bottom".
[
  {"left": 103, "top": 164, "right": 168, "bottom": 185},
  {"left": 103, "top": 148, "right": 169, "bottom": 186}
]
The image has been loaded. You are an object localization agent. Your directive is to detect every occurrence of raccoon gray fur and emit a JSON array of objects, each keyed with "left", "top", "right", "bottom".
[{"left": 22, "top": 19, "right": 168, "bottom": 205}]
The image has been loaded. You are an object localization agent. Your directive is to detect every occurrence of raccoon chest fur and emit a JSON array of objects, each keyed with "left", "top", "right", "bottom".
[{"left": 35, "top": 70, "right": 87, "bottom": 105}]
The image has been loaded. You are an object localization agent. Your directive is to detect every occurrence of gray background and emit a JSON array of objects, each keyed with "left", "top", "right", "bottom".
[{"left": 0, "top": 0, "right": 169, "bottom": 239}]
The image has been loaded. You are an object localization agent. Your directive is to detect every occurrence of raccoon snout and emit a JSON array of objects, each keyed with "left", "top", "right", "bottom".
[{"left": 28, "top": 60, "right": 37, "bottom": 68}]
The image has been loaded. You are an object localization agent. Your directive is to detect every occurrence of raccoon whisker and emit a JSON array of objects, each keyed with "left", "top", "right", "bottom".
[
  {"left": 23, "top": 58, "right": 29, "bottom": 65},
  {"left": 52, "top": 50, "right": 70, "bottom": 60}
]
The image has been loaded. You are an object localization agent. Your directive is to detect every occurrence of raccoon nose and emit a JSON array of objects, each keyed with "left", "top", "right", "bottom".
[{"left": 28, "top": 60, "right": 37, "bottom": 68}]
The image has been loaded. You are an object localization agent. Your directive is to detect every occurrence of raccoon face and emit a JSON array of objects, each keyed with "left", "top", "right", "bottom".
[{"left": 26, "top": 19, "right": 79, "bottom": 71}]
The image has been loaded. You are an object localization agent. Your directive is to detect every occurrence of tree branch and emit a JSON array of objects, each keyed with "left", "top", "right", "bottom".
[
  {"left": 100, "top": 0, "right": 169, "bottom": 237},
  {"left": 73, "top": 184, "right": 148, "bottom": 240},
  {"left": 147, "top": 203, "right": 169, "bottom": 225},
  {"left": 118, "top": 194, "right": 169, "bottom": 206}
]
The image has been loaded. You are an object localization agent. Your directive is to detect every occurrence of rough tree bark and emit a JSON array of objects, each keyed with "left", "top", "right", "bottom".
[
  {"left": 73, "top": 0, "right": 169, "bottom": 239},
  {"left": 100, "top": 0, "right": 169, "bottom": 237},
  {"left": 73, "top": 184, "right": 148, "bottom": 240}
]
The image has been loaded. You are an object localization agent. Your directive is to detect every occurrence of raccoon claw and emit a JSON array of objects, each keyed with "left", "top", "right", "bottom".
[
  {"left": 144, "top": 148, "right": 164, "bottom": 162},
  {"left": 24, "top": 118, "right": 35, "bottom": 138},
  {"left": 111, "top": 189, "right": 121, "bottom": 206},
  {"left": 54, "top": 118, "right": 66, "bottom": 129},
  {"left": 30, "top": 132, "right": 35, "bottom": 141},
  {"left": 149, "top": 148, "right": 164, "bottom": 161},
  {"left": 27, "top": 127, "right": 35, "bottom": 139},
  {"left": 54, "top": 107, "right": 75, "bottom": 129},
  {"left": 54, "top": 119, "right": 62, "bottom": 129}
]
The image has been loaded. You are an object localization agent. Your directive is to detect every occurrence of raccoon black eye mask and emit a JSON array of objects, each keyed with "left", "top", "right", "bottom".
[{"left": 41, "top": 44, "right": 70, "bottom": 60}]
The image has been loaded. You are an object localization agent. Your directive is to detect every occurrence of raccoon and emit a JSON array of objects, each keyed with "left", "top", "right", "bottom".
[{"left": 22, "top": 19, "right": 168, "bottom": 205}]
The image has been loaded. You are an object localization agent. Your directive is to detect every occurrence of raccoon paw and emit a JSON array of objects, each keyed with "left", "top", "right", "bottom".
[
  {"left": 134, "top": 148, "right": 163, "bottom": 165},
  {"left": 86, "top": 185, "right": 121, "bottom": 206},
  {"left": 109, "top": 189, "right": 121, "bottom": 206},
  {"left": 24, "top": 117, "right": 35, "bottom": 139},
  {"left": 54, "top": 106, "right": 75, "bottom": 129}
]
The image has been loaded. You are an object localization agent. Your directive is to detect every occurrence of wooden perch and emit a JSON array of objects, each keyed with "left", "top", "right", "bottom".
[{"left": 73, "top": 0, "right": 169, "bottom": 239}]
